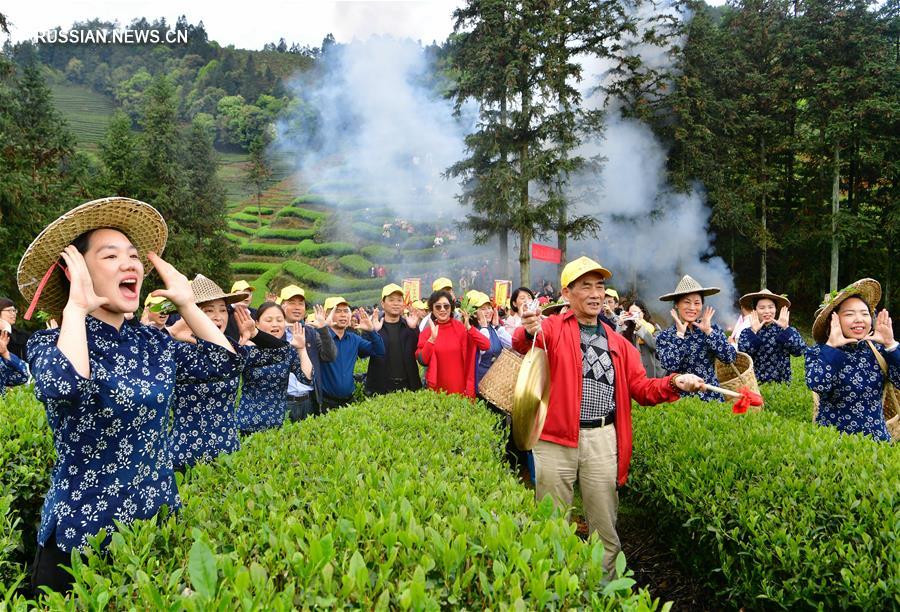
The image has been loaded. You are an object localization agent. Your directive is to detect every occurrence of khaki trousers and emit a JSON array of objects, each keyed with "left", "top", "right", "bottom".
[{"left": 532, "top": 426, "right": 620, "bottom": 578}]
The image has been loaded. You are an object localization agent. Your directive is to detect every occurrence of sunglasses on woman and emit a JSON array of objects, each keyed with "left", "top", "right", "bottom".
[{"left": 433, "top": 303, "right": 452, "bottom": 311}]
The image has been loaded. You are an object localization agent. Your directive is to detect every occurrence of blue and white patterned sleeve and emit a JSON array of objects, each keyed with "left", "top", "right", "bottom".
[
  {"left": 656, "top": 327, "right": 687, "bottom": 372},
  {"left": 171, "top": 335, "right": 242, "bottom": 385},
  {"left": 1, "top": 352, "right": 29, "bottom": 387},
  {"left": 706, "top": 325, "right": 736, "bottom": 363},
  {"left": 737, "top": 327, "right": 762, "bottom": 355},
  {"left": 805, "top": 344, "right": 847, "bottom": 394},
  {"left": 244, "top": 343, "right": 292, "bottom": 369},
  {"left": 776, "top": 326, "right": 807, "bottom": 357},
  {"left": 26, "top": 330, "right": 98, "bottom": 404}
]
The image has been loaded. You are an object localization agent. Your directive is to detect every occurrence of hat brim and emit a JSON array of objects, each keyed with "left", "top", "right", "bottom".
[
  {"left": 196, "top": 291, "right": 250, "bottom": 307},
  {"left": 563, "top": 265, "right": 612, "bottom": 288},
  {"left": 812, "top": 279, "right": 881, "bottom": 344},
  {"left": 739, "top": 291, "right": 791, "bottom": 312},
  {"left": 17, "top": 197, "right": 168, "bottom": 316},
  {"left": 541, "top": 302, "right": 569, "bottom": 315},
  {"left": 658, "top": 287, "right": 720, "bottom": 302}
]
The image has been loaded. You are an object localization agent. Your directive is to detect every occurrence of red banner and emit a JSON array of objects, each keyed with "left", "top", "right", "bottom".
[{"left": 531, "top": 243, "right": 562, "bottom": 264}]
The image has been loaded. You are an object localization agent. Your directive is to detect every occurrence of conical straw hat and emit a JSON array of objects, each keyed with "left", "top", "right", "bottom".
[
  {"left": 17, "top": 197, "right": 167, "bottom": 317},
  {"left": 739, "top": 288, "right": 791, "bottom": 312},
  {"left": 191, "top": 274, "right": 249, "bottom": 306},
  {"left": 811, "top": 278, "right": 881, "bottom": 344},
  {"left": 658, "top": 275, "right": 720, "bottom": 302}
]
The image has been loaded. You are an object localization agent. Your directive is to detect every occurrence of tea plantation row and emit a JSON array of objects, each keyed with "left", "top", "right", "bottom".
[{"left": 0, "top": 389, "right": 661, "bottom": 610}]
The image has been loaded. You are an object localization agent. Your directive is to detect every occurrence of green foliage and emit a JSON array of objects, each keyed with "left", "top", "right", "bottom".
[
  {"left": 228, "top": 211, "right": 260, "bottom": 223},
  {"left": 229, "top": 262, "right": 276, "bottom": 274},
  {"left": 338, "top": 254, "right": 375, "bottom": 276},
  {"left": 350, "top": 221, "right": 383, "bottom": 241},
  {"left": 238, "top": 242, "right": 297, "bottom": 257},
  {"left": 6, "top": 392, "right": 659, "bottom": 609},
  {"left": 295, "top": 240, "right": 355, "bottom": 258},
  {"left": 292, "top": 194, "right": 329, "bottom": 205},
  {"left": 628, "top": 394, "right": 899, "bottom": 609},
  {"left": 0, "top": 386, "right": 55, "bottom": 588},
  {"left": 277, "top": 206, "right": 326, "bottom": 221},
  {"left": 256, "top": 227, "right": 315, "bottom": 240},
  {"left": 226, "top": 221, "right": 255, "bottom": 236},
  {"left": 281, "top": 261, "right": 383, "bottom": 291},
  {"left": 48, "top": 82, "right": 115, "bottom": 148}
]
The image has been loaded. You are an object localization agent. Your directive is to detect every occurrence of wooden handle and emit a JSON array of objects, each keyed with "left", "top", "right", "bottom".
[{"left": 703, "top": 384, "right": 741, "bottom": 399}]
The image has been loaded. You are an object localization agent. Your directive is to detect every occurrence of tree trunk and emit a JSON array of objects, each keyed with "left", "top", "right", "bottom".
[
  {"left": 760, "top": 137, "right": 767, "bottom": 289},
  {"left": 498, "top": 94, "right": 510, "bottom": 279},
  {"left": 557, "top": 200, "right": 567, "bottom": 280},
  {"left": 498, "top": 232, "right": 509, "bottom": 280},
  {"left": 829, "top": 141, "right": 841, "bottom": 292},
  {"left": 518, "top": 141, "right": 531, "bottom": 288}
]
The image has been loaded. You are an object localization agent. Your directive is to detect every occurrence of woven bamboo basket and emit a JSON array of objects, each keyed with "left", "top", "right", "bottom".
[
  {"left": 477, "top": 349, "right": 523, "bottom": 414},
  {"left": 715, "top": 352, "right": 761, "bottom": 411}
]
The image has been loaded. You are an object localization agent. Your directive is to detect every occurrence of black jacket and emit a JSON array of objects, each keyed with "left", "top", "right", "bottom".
[{"left": 365, "top": 320, "right": 422, "bottom": 394}]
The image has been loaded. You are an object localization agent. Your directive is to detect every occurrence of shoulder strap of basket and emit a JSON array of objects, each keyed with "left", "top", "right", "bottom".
[{"left": 866, "top": 340, "right": 899, "bottom": 421}]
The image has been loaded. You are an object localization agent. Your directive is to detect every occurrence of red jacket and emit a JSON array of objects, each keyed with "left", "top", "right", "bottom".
[
  {"left": 417, "top": 319, "right": 491, "bottom": 398},
  {"left": 512, "top": 311, "right": 679, "bottom": 486}
]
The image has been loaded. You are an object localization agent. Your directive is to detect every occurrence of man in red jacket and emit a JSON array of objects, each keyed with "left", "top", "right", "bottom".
[{"left": 513, "top": 256, "right": 704, "bottom": 580}]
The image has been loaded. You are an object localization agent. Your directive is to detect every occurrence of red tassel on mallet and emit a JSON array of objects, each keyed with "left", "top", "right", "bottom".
[{"left": 703, "top": 384, "right": 764, "bottom": 413}]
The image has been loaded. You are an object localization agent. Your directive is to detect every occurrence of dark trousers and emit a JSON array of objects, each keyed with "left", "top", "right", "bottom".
[
  {"left": 286, "top": 394, "right": 315, "bottom": 422},
  {"left": 31, "top": 533, "right": 74, "bottom": 595},
  {"left": 320, "top": 394, "right": 350, "bottom": 413}
]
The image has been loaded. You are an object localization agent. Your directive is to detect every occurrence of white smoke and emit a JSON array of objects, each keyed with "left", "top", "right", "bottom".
[
  {"left": 565, "top": 0, "right": 738, "bottom": 323},
  {"left": 276, "top": 35, "right": 471, "bottom": 223}
]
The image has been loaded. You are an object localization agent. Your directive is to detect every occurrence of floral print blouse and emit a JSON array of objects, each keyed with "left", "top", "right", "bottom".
[
  {"left": 657, "top": 324, "right": 737, "bottom": 402},
  {"left": 806, "top": 342, "right": 898, "bottom": 441},
  {"left": 26, "top": 316, "right": 240, "bottom": 552},
  {"left": 236, "top": 343, "right": 309, "bottom": 433},
  {"left": 0, "top": 352, "right": 28, "bottom": 394},
  {"left": 738, "top": 324, "right": 806, "bottom": 383}
]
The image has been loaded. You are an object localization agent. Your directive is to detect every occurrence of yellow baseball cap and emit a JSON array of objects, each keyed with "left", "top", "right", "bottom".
[
  {"left": 560, "top": 256, "right": 612, "bottom": 288},
  {"left": 432, "top": 277, "right": 453, "bottom": 292},
  {"left": 144, "top": 294, "right": 166, "bottom": 307},
  {"left": 277, "top": 285, "right": 305, "bottom": 304},
  {"left": 412, "top": 299, "right": 427, "bottom": 310},
  {"left": 306, "top": 313, "right": 317, "bottom": 324},
  {"left": 605, "top": 288, "right": 619, "bottom": 300},
  {"left": 231, "top": 280, "right": 255, "bottom": 293},
  {"left": 466, "top": 290, "right": 491, "bottom": 308},
  {"left": 323, "top": 296, "right": 349, "bottom": 312},
  {"left": 381, "top": 283, "right": 404, "bottom": 299}
]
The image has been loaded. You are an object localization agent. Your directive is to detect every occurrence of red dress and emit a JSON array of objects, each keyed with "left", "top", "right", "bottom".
[{"left": 417, "top": 319, "right": 490, "bottom": 398}]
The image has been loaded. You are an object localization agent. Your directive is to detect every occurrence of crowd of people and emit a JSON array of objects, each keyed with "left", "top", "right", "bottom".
[{"left": 2, "top": 197, "right": 897, "bottom": 595}]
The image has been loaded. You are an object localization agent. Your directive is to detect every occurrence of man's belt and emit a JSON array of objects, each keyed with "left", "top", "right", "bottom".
[{"left": 580, "top": 412, "right": 616, "bottom": 429}]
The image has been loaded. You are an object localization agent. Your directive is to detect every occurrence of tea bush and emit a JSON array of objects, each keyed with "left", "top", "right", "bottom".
[
  {"left": 6, "top": 392, "right": 661, "bottom": 610},
  {"left": 629, "top": 396, "right": 899, "bottom": 609}
]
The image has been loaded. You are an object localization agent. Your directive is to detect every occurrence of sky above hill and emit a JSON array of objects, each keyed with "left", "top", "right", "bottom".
[{"left": 5, "top": 0, "right": 726, "bottom": 50}]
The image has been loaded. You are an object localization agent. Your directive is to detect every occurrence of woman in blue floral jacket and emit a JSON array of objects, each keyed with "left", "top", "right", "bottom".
[
  {"left": 806, "top": 278, "right": 898, "bottom": 441},
  {"left": 18, "top": 198, "right": 241, "bottom": 593},
  {"left": 236, "top": 301, "right": 313, "bottom": 434},
  {"left": 656, "top": 274, "right": 736, "bottom": 402},
  {"left": 737, "top": 289, "right": 806, "bottom": 383}
]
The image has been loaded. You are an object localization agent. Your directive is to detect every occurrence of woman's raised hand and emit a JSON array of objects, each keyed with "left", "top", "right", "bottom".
[
  {"left": 147, "top": 252, "right": 194, "bottom": 308},
  {"left": 61, "top": 246, "right": 109, "bottom": 315}
]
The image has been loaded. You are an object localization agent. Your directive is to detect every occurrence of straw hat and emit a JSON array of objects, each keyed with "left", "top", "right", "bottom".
[
  {"left": 17, "top": 197, "right": 167, "bottom": 317},
  {"left": 541, "top": 299, "right": 570, "bottom": 316},
  {"left": 739, "top": 289, "right": 791, "bottom": 312},
  {"left": 658, "top": 275, "right": 720, "bottom": 302},
  {"left": 812, "top": 278, "right": 881, "bottom": 344},
  {"left": 191, "top": 274, "right": 249, "bottom": 306}
]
